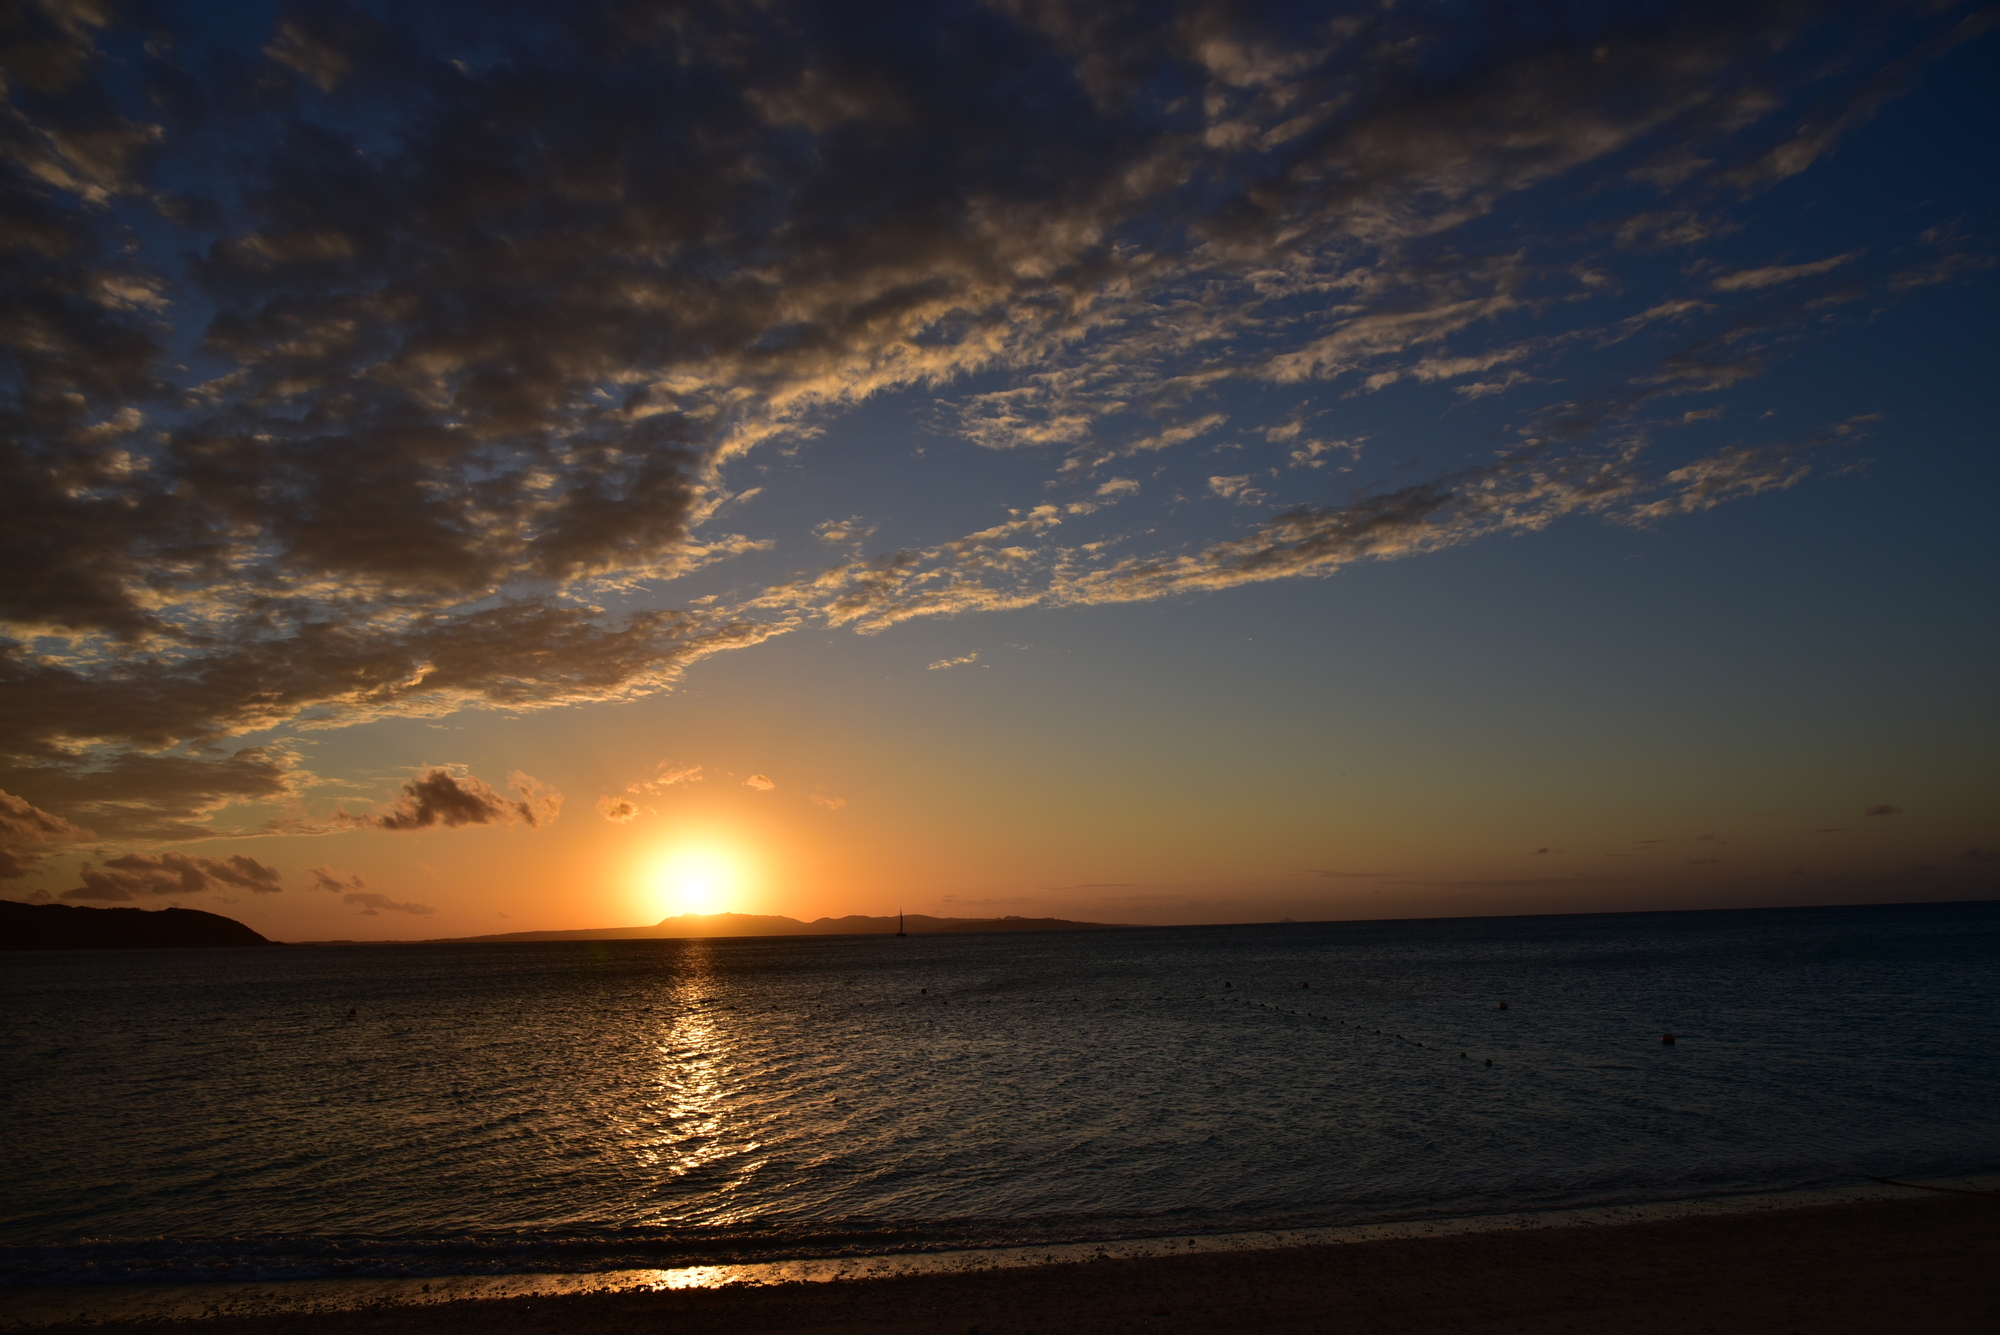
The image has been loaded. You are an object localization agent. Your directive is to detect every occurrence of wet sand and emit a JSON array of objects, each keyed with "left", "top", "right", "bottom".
[{"left": 11, "top": 1191, "right": 1996, "bottom": 1335}]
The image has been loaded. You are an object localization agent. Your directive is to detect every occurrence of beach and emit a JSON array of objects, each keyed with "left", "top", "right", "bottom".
[{"left": 9, "top": 1191, "right": 1994, "bottom": 1334}]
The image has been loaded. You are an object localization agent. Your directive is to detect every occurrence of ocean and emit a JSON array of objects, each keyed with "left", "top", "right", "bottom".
[{"left": 3, "top": 901, "right": 1996, "bottom": 1291}]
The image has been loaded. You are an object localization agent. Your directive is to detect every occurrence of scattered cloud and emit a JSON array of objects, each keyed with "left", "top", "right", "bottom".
[
  {"left": 63, "top": 852, "right": 284, "bottom": 902},
  {"left": 1208, "top": 475, "right": 1268, "bottom": 506},
  {"left": 811, "top": 794, "right": 846, "bottom": 810},
  {"left": 744, "top": 774, "right": 775, "bottom": 791},
  {"left": 1286, "top": 438, "right": 1359, "bottom": 468},
  {"left": 0, "top": 790, "right": 92, "bottom": 879},
  {"left": 1710, "top": 251, "right": 1865, "bottom": 292},
  {"left": 1863, "top": 804, "right": 1902, "bottom": 817},
  {"left": 308, "top": 865, "right": 366, "bottom": 893},
  {"left": 815, "top": 517, "right": 877, "bottom": 546},
  {"left": 928, "top": 652, "right": 980, "bottom": 670},
  {"left": 631, "top": 764, "right": 704, "bottom": 794},
  {"left": 344, "top": 891, "right": 435, "bottom": 916},
  {"left": 0, "top": 0, "right": 1984, "bottom": 847},
  {"left": 596, "top": 796, "right": 639, "bottom": 823},
  {"left": 342, "top": 769, "right": 561, "bottom": 831}
]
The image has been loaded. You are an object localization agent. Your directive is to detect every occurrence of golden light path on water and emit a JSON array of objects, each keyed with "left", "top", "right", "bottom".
[{"left": 644, "top": 942, "right": 767, "bottom": 1208}]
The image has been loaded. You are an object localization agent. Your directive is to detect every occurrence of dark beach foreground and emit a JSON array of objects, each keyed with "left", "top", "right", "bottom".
[{"left": 11, "top": 1192, "right": 1995, "bottom": 1335}]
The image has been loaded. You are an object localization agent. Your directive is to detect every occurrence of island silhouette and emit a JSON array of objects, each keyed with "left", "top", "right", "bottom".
[
  {"left": 1, "top": 900, "right": 274, "bottom": 949},
  {"left": 429, "top": 912, "right": 1129, "bottom": 943}
]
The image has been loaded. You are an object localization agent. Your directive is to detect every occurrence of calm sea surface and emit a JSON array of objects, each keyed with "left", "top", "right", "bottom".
[{"left": 3, "top": 902, "right": 1997, "bottom": 1286}]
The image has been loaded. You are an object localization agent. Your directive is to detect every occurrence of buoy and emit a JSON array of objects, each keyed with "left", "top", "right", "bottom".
[
  {"left": 1484, "top": 1058, "right": 1492, "bottom": 1066},
  {"left": 920, "top": 988, "right": 927, "bottom": 993},
  {"left": 1224, "top": 981, "right": 1232, "bottom": 988},
  {"left": 1300, "top": 982, "right": 1309, "bottom": 989},
  {"left": 1497, "top": 1001, "right": 1508, "bottom": 1010},
  {"left": 1661, "top": 1032, "right": 1676, "bottom": 1045}
]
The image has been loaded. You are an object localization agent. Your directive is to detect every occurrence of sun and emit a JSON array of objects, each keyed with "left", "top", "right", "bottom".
[{"left": 652, "top": 848, "right": 739, "bottom": 917}]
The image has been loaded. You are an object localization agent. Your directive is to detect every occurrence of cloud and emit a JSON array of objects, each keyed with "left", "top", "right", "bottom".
[
  {"left": 928, "top": 652, "right": 980, "bottom": 670},
  {"left": 1863, "top": 804, "right": 1902, "bottom": 817},
  {"left": 1710, "top": 251, "right": 1865, "bottom": 292},
  {"left": 811, "top": 794, "right": 846, "bottom": 810},
  {"left": 63, "top": 852, "right": 283, "bottom": 902},
  {"left": 1208, "top": 475, "right": 1267, "bottom": 506},
  {"left": 344, "top": 891, "right": 435, "bottom": 916},
  {"left": 1287, "top": 438, "right": 1361, "bottom": 468},
  {"left": 744, "top": 774, "right": 775, "bottom": 791},
  {"left": 0, "top": 0, "right": 1983, "bottom": 839},
  {"left": 343, "top": 769, "right": 561, "bottom": 831},
  {"left": 1298, "top": 869, "right": 1393, "bottom": 879},
  {"left": 0, "top": 750, "right": 297, "bottom": 843},
  {"left": 1718, "top": 7, "right": 1998, "bottom": 192},
  {"left": 596, "top": 796, "right": 639, "bottom": 823},
  {"left": 0, "top": 789, "right": 91, "bottom": 879},
  {"left": 630, "top": 763, "right": 704, "bottom": 794},
  {"left": 815, "top": 517, "right": 877, "bottom": 546},
  {"left": 308, "top": 865, "right": 366, "bottom": 893}
]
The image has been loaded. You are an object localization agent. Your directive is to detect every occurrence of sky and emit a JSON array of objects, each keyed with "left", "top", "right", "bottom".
[{"left": 1, "top": 0, "right": 1995, "bottom": 940}]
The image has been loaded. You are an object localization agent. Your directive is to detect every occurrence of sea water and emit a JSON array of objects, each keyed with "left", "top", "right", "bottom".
[{"left": 3, "top": 901, "right": 1996, "bottom": 1287}]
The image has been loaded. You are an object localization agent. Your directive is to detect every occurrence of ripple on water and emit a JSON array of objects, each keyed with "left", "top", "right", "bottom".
[{"left": 2, "top": 902, "right": 1997, "bottom": 1284}]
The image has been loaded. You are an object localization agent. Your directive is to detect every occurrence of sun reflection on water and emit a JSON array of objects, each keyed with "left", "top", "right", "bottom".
[{"left": 642, "top": 943, "right": 767, "bottom": 1222}]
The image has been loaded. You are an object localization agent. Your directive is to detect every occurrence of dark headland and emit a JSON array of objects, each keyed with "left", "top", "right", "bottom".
[
  {"left": 0, "top": 899, "right": 274, "bottom": 950},
  {"left": 430, "top": 911, "right": 1129, "bottom": 944}
]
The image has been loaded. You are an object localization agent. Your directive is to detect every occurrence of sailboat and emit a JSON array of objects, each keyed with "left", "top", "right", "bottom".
[{"left": 895, "top": 910, "right": 907, "bottom": 938}]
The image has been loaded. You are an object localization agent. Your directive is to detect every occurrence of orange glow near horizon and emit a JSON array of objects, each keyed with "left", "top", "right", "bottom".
[{"left": 648, "top": 846, "right": 745, "bottom": 919}]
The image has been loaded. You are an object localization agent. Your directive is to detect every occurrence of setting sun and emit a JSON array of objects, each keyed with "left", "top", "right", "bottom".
[{"left": 651, "top": 848, "right": 740, "bottom": 917}]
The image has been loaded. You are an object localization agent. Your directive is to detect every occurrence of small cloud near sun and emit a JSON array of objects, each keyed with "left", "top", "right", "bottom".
[
  {"left": 1863, "top": 804, "right": 1902, "bottom": 817},
  {"left": 597, "top": 796, "right": 639, "bottom": 823},
  {"left": 812, "top": 794, "right": 846, "bottom": 810},
  {"left": 630, "top": 763, "right": 702, "bottom": 794},
  {"left": 744, "top": 774, "right": 775, "bottom": 791},
  {"left": 928, "top": 652, "right": 979, "bottom": 670},
  {"left": 345, "top": 891, "right": 436, "bottom": 916}
]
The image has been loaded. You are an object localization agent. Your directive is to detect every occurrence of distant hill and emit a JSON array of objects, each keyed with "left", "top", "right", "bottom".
[
  {"left": 0, "top": 900, "right": 275, "bottom": 950},
  {"left": 433, "top": 911, "right": 1129, "bottom": 943}
]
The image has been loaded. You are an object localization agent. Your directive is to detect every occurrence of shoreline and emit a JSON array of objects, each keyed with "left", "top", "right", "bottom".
[{"left": 5, "top": 1173, "right": 1995, "bottom": 1330}]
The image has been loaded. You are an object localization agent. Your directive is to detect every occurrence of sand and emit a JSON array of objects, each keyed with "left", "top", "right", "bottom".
[{"left": 9, "top": 1192, "right": 1997, "bottom": 1334}]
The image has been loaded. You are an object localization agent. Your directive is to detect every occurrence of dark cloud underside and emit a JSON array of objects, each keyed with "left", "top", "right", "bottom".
[{"left": 62, "top": 850, "right": 283, "bottom": 901}]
